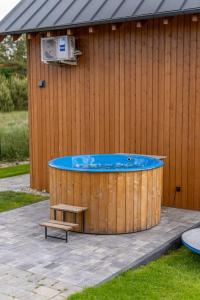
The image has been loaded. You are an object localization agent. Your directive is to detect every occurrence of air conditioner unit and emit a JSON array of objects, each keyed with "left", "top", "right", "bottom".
[{"left": 41, "top": 36, "right": 78, "bottom": 63}]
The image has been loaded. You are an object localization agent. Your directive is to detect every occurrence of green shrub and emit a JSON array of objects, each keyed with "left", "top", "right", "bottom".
[
  {"left": 0, "top": 67, "right": 17, "bottom": 79},
  {"left": 0, "top": 75, "right": 14, "bottom": 112},
  {"left": 0, "top": 125, "right": 29, "bottom": 161},
  {"left": 10, "top": 76, "right": 28, "bottom": 111}
]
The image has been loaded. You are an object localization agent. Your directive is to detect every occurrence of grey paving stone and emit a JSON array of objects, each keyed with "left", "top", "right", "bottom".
[
  {"left": 0, "top": 293, "right": 14, "bottom": 300},
  {"left": 34, "top": 286, "right": 60, "bottom": 298},
  {"left": 0, "top": 174, "right": 30, "bottom": 192},
  {"left": 60, "top": 286, "right": 82, "bottom": 297},
  {"left": 51, "top": 281, "right": 71, "bottom": 291},
  {"left": 38, "top": 277, "right": 59, "bottom": 288},
  {"left": 21, "top": 293, "right": 49, "bottom": 300},
  {"left": 51, "top": 296, "right": 66, "bottom": 300},
  {"left": 0, "top": 283, "right": 30, "bottom": 298},
  {"left": 0, "top": 183, "right": 199, "bottom": 298}
]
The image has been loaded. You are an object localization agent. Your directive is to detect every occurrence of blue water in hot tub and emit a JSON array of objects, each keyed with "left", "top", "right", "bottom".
[{"left": 49, "top": 154, "right": 164, "bottom": 173}]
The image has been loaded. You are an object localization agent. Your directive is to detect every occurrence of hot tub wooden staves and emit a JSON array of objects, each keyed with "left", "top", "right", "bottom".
[{"left": 49, "top": 166, "right": 163, "bottom": 234}]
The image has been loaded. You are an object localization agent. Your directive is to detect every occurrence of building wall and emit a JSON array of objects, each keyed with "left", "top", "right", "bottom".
[{"left": 28, "top": 15, "right": 200, "bottom": 210}]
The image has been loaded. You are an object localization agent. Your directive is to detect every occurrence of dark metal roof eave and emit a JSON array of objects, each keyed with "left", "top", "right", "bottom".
[{"left": 0, "top": 8, "right": 200, "bottom": 36}]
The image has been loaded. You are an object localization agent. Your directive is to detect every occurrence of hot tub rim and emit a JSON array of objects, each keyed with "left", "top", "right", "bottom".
[{"left": 48, "top": 153, "right": 164, "bottom": 173}]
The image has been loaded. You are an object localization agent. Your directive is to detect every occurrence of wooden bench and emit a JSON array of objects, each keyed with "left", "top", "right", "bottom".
[
  {"left": 51, "top": 204, "right": 88, "bottom": 232},
  {"left": 40, "top": 221, "right": 73, "bottom": 243}
]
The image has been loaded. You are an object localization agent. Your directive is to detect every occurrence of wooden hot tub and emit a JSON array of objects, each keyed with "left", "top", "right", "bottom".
[{"left": 49, "top": 154, "right": 164, "bottom": 234}]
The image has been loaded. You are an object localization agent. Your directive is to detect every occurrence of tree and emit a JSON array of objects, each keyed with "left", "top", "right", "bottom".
[
  {"left": 0, "top": 35, "right": 27, "bottom": 78},
  {"left": 10, "top": 76, "right": 28, "bottom": 110},
  {"left": 0, "top": 39, "right": 8, "bottom": 64},
  {"left": 0, "top": 36, "right": 28, "bottom": 112},
  {"left": 11, "top": 35, "right": 27, "bottom": 70},
  {"left": 0, "top": 75, "right": 13, "bottom": 112}
]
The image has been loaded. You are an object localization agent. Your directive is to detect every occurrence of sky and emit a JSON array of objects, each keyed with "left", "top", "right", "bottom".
[{"left": 0, "top": 0, "right": 20, "bottom": 21}]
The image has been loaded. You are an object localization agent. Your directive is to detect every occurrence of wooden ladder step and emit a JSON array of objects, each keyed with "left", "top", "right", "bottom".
[
  {"left": 40, "top": 221, "right": 72, "bottom": 231},
  {"left": 51, "top": 204, "right": 88, "bottom": 214},
  {"left": 50, "top": 220, "right": 79, "bottom": 228}
]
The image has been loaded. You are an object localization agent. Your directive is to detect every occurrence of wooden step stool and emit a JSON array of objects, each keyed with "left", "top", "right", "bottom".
[
  {"left": 51, "top": 204, "right": 88, "bottom": 232},
  {"left": 40, "top": 221, "right": 74, "bottom": 243},
  {"left": 40, "top": 204, "right": 88, "bottom": 243}
]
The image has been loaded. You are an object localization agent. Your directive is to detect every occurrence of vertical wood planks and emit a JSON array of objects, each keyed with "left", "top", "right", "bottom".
[
  {"left": 116, "top": 173, "right": 126, "bottom": 233},
  {"left": 188, "top": 19, "right": 197, "bottom": 209},
  {"left": 108, "top": 173, "right": 117, "bottom": 233},
  {"left": 98, "top": 173, "right": 108, "bottom": 233},
  {"left": 125, "top": 172, "right": 134, "bottom": 232},
  {"left": 28, "top": 15, "right": 200, "bottom": 211},
  {"left": 49, "top": 167, "right": 163, "bottom": 234},
  {"left": 194, "top": 20, "right": 200, "bottom": 210},
  {"left": 175, "top": 16, "right": 184, "bottom": 208}
]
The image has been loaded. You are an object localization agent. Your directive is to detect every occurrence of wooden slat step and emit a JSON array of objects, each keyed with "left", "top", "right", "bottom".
[
  {"left": 51, "top": 204, "right": 88, "bottom": 214},
  {"left": 50, "top": 220, "right": 79, "bottom": 228},
  {"left": 40, "top": 222, "right": 72, "bottom": 231}
]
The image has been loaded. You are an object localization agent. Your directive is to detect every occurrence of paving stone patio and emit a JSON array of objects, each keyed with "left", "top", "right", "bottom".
[
  {"left": 0, "top": 174, "right": 30, "bottom": 192},
  {"left": 0, "top": 199, "right": 199, "bottom": 299},
  {"left": 0, "top": 174, "right": 48, "bottom": 196}
]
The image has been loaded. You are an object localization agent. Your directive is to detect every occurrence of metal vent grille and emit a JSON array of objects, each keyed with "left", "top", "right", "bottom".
[{"left": 41, "top": 37, "right": 57, "bottom": 61}]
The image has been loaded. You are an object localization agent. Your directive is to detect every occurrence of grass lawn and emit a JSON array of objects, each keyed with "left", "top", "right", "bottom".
[
  {"left": 0, "top": 111, "right": 28, "bottom": 130},
  {"left": 0, "top": 164, "right": 30, "bottom": 179},
  {"left": 0, "top": 191, "right": 47, "bottom": 212},
  {"left": 69, "top": 247, "right": 200, "bottom": 300},
  {"left": 0, "top": 111, "right": 29, "bottom": 161}
]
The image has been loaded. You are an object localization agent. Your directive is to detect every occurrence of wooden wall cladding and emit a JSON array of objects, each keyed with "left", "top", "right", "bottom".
[
  {"left": 49, "top": 167, "right": 163, "bottom": 234},
  {"left": 28, "top": 15, "right": 200, "bottom": 210}
]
